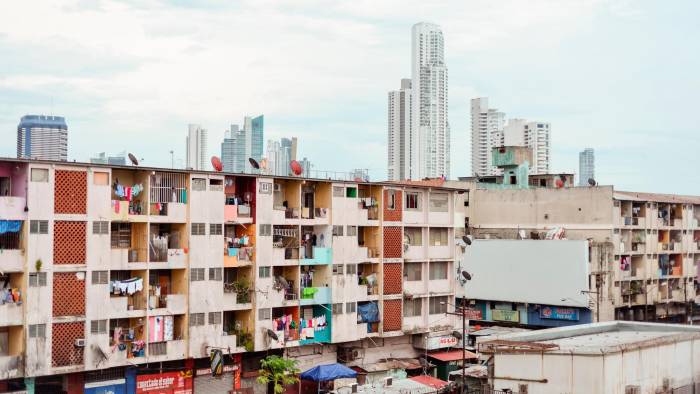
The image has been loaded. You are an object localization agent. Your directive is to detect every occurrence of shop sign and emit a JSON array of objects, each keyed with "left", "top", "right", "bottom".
[
  {"left": 540, "top": 306, "right": 579, "bottom": 321},
  {"left": 462, "top": 308, "right": 483, "bottom": 320},
  {"left": 423, "top": 334, "right": 459, "bottom": 350},
  {"left": 195, "top": 364, "right": 238, "bottom": 376},
  {"left": 136, "top": 371, "right": 193, "bottom": 394},
  {"left": 492, "top": 309, "right": 520, "bottom": 322},
  {"left": 84, "top": 379, "right": 126, "bottom": 394}
]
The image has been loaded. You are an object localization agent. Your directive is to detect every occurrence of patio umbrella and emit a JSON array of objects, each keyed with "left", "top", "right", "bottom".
[{"left": 301, "top": 363, "right": 357, "bottom": 393}]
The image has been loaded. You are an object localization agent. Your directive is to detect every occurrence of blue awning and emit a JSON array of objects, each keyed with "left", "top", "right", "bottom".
[
  {"left": 300, "top": 363, "right": 357, "bottom": 382},
  {"left": 0, "top": 221, "right": 21, "bottom": 234}
]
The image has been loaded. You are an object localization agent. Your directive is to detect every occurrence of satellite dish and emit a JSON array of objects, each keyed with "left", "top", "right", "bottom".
[
  {"left": 588, "top": 178, "right": 597, "bottom": 187},
  {"left": 128, "top": 153, "right": 139, "bottom": 166},
  {"left": 211, "top": 156, "right": 223, "bottom": 172},
  {"left": 461, "top": 236, "right": 472, "bottom": 246},
  {"left": 451, "top": 330, "right": 463, "bottom": 340},
  {"left": 248, "top": 158, "right": 260, "bottom": 170},
  {"left": 266, "top": 329, "right": 278, "bottom": 341},
  {"left": 555, "top": 178, "right": 564, "bottom": 188},
  {"left": 289, "top": 160, "right": 303, "bottom": 176},
  {"left": 462, "top": 271, "right": 472, "bottom": 281}
]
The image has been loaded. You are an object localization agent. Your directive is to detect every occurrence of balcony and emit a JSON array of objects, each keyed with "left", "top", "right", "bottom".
[
  {"left": 111, "top": 200, "right": 147, "bottom": 222},
  {"left": 0, "top": 302, "right": 23, "bottom": 326},
  {"left": 0, "top": 249, "right": 23, "bottom": 272},
  {"left": 300, "top": 247, "right": 332, "bottom": 265},
  {"left": 148, "top": 339, "right": 186, "bottom": 361},
  {"left": 0, "top": 354, "right": 23, "bottom": 380},
  {"left": 0, "top": 197, "right": 26, "bottom": 220},
  {"left": 224, "top": 247, "right": 254, "bottom": 267},
  {"left": 299, "top": 305, "right": 331, "bottom": 345},
  {"left": 224, "top": 204, "right": 253, "bottom": 224},
  {"left": 300, "top": 286, "right": 331, "bottom": 305},
  {"left": 108, "top": 291, "right": 147, "bottom": 318},
  {"left": 149, "top": 202, "right": 187, "bottom": 223}
]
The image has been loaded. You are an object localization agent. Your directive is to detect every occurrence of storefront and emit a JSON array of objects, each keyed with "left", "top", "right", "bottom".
[
  {"left": 194, "top": 363, "right": 240, "bottom": 393},
  {"left": 135, "top": 370, "right": 193, "bottom": 394},
  {"left": 84, "top": 378, "right": 126, "bottom": 394}
]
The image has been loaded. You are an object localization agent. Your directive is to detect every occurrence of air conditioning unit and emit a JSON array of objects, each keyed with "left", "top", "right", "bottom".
[
  {"left": 273, "top": 183, "right": 282, "bottom": 192},
  {"left": 74, "top": 338, "right": 86, "bottom": 347},
  {"left": 383, "top": 377, "right": 392, "bottom": 387},
  {"left": 350, "top": 383, "right": 358, "bottom": 393}
]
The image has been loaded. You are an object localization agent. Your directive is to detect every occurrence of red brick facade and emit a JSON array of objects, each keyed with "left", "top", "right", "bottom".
[
  {"left": 53, "top": 221, "right": 86, "bottom": 265},
  {"left": 54, "top": 170, "right": 87, "bottom": 214},
  {"left": 52, "top": 272, "right": 85, "bottom": 317},
  {"left": 383, "top": 299, "right": 402, "bottom": 332},
  {"left": 383, "top": 226, "right": 403, "bottom": 258},
  {"left": 52, "top": 322, "right": 85, "bottom": 367},
  {"left": 383, "top": 189, "right": 402, "bottom": 222},
  {"left": 383, "top": 263, "right": 403, "bottom": 295}
]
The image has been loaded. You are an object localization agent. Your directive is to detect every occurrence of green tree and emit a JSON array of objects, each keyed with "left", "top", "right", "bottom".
[{"left": 257, "top": 355, "right": 300, "bottom": 394}]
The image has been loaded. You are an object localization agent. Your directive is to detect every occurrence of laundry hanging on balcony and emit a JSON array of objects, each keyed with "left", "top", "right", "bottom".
[
  {"left": 113, "top": 181, "right": 144, "bottom": 201},
  {"left": 110, "top": 277, "right": 144, "bottom": 295},
  {"left": 0, "top": 220, "right": 21, "bottom": 234}
]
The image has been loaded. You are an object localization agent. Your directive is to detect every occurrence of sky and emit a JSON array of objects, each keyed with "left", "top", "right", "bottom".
[{"left": 0, "top": 0, "right": 698, "bottom": 194}]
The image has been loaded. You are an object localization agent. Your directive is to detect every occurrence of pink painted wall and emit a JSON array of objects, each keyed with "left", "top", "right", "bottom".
[{"left": 0, "top": 162, "right": 27, "bottom": 198}]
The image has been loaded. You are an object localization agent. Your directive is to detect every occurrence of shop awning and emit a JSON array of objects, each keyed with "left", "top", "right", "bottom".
[
  {"left": 427, "top": 349, "right": 478, "bottom": 362},
  {"left": 409, "top": 375, "right": 449, "bottom": 389},
  {"left": 300, "top": 363, "right": 357, "bottom": 382}
]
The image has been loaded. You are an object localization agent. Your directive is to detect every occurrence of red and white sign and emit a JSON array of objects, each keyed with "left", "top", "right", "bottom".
[
  {"left": 462, "top": 308, "right": 483, "bottom": 320},
  {"left": 136, "top": 371, "right": 193, "bottom": 394},
  {"left": 425, "top": 335, "right": 458, "bottom": 350}
]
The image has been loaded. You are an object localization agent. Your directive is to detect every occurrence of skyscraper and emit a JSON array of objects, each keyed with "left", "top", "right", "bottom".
[
  {"left": 522, "top": 121, "right": 551, "bottom": 175},
  {"left": 186, "top": 124, "right": 208, "bottom": 170},
  {"left": 411, "top": 22, "right": 449, "bottom": 179},
  {"left": 579, "top": 148, "right": 595, "bottom": 185},
  {"left": 221, "top": 125, "right": 239, "bottom": 172},
  {"left": 470, "top": 98, "right": 505, "bottom": 176},
  {"left": 17, "top": 114, "right": 68, "bottom": 161},
  {"left": 387, "top": 79, "right": 413, "bottom": 181},
  {"left": 90, "top": 151, "right": 126, "bottom": 166},
  {"left": 220, "top": 115, "right": 264, "bottom": 173}
]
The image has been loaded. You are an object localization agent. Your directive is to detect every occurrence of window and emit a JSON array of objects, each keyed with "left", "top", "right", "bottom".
[
  {"left": 346, "top": 302, "right": 356, "bottom": 313},
  {"left": 346, "top": 187, "right": 357, "bottom": 198},
  {"left": 93, "top": 172, "right": 109, "bottom": 185},
  {"left": 189, "top": 313, "right": 205, "bottom": 326},
  {"left": 192, "top": 178, "right": 206, "bottom": 191},
  {"left": 404, "top": 299, "right": 422, "bottom": 317},
  {"left": 404, "top": 227, "right": 423, "bottom": 246},
  {"left": 333, "top": 186, "right": 345, "bottom": 197},
  {"left": 258, "top": 308, "right": 271, "bottom": 320},
  {"left": 92, "top": 221, "right": 109, "bottom": 235},
  {"left": 208, "top": 312, "right": 222, "bottom": 325},
  {"left": 332, "top": 303, "right": 343, "bottom": 314},
  {"left": 150, "top": 342, "right": 167, "bottom": 355},
  {"left": 92, "top": 271, "right": 108, "bottom": 284},
  {"left": 111, "top": 222, "right": 131, "bottom": 248},
  {"left": 346, "top": 264, "right": 357, "bottom": 275},
  {"left": 429, "top": 296, "right": 448, "bottom": 314},
  {"left": 259, "top": 266, "right": 271, "bottom": 278},
  {"left": 209, "top": 268, "right": 223, "bottom": 281},
  {"left": 28, "top": 324, "right": 46, "bottom": 338},
  {"left": 387, "top": 190, "right": 396, "bottom": 210},
  {"left": 332, "top": 264, "right": 344, "bottom": 275},
  {"left": 404, "top": 263, "right": 422, "bottom": 281},
  {"left": 429, "top": 228, "right": 448, "bottom": 246},
  {"left": 429, "top": 194, "right": 449, "bottom": 212},
  {"left": 209, "top": 223, "right": 223, "bottom": 236},
  {"left": 332, "top": 225, "right": 344, "bottom": 236},
  {"left": 405, "top": 192, "right": 420, "bottom": 210},
  {"left": 91, "top": 320, "right": 107, "bottom": 334},
  {"left": 29, "top": 220, "right": 49, "bottom": 234},
  {"left": 429, "top": 262, "right": 448, "bottom": 280},
  {"left": 259, "top": 224, "right": 272, "bottom": 236},
  {"left": 28, "top": 272, "right": 47, "bottom": 287},
  {"left": 30, "top": 168, "right": 48, "bottom": 182},
  {"left": 346, "top": 226, "right": 357, "bottom": 236},
  {"left": 190, "top": 268, "right": 205, "bottom": 281},
  {"left": 209, "top": 178, "right": 223, "bottom": 191},
  {"left": 191, "top": 223, "right": 206, "bottom": 236}
]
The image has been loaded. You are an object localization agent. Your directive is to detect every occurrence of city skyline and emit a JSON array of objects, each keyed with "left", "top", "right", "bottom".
[{"left": 0, "top": 1, "right": 698, "bottom": 194}]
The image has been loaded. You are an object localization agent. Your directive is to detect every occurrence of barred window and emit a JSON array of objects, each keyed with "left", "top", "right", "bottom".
[
  {"left": 429, "top": 296, "right": 448, "bottom": 315},
  {"left": 92, "top": 271, "right": 108, "bottom": 284},
  {"left": 92, "top": 221, "right": 109, "bottom": 235},
  {"left": 189, "top": 313, "right": 205, "bottom": 326},
  {"left": 29, "top": 272, "right": 47, "bottom": 287},
  {"left": 346, "top": 226, "right": 357, "bottom": 236},
  {"left": 332, "top": 226, "right": 344, "bottom": 236},
  {"left": 332, "top": 303, "right": 343, "bottom": 314},
  {"left": 29, "top": 324, "right": 46, "bottom": 338},
  {"left": 259, "top": 266, "right": 271, "bottom": 278},
  {"left": 208, "top": 312, "right": 222, "bottom": 325},
  {"left": 259, "top": 224, "right": 272, "bottom": 236},
  {"left": 405, "top": 192, "right": 420, "bottom": 210},
  {"left": 190, "top": 268, "right": 205, "bottom": 281},
  {"left": 346, "top": 264, "right": 357, "bottom": 275},
  {"left": 192, "top": 178, "right": 206, "bottom": 191},
  {"left": 91, "top": 320, "right": 107, "bottom": 334},
  {"left": 258, "top": 308, "right": 271, "bottom": 320},
  {"left": 332, "top": 264, "right": 344, "bottom": 275},
  {"left": 209, "top": 268, "right": 223, "bottom": 281},
  {"left": 149, "top": 342, "right": 167, "bottom": 355},
  {"left": 346, "top": 302, "right": 356, "bottom": 313},
  {"left": 30, "top": 220, "right": 49, "bottom": 234},
  {"left": 191, "top": 223, "right": 206, "bottom": 236},
  {"left": 404, "top": 299, "right": 422, "bottom": 317},
  {"left": 209, "top": 223, "right": 223, "bottom": 235},
  {"left": 333, "top": 186, "right": 345, "bottom": 197},
  {"left": 110, "top": 222, "right": 131, "bottom": 248}
]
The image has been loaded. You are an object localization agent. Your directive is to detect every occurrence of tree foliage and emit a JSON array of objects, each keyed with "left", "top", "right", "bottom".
[{"left": 257, "top": 355, "right": 300, "bottom": 394}]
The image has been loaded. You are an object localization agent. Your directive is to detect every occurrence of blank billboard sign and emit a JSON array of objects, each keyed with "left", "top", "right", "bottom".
[{"left": 461, "top": 240, "right": 589, "bottom": 307}]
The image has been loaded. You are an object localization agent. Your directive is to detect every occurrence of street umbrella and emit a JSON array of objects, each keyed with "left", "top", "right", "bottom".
[{"left": 300, "top": 363, "right": 357, "bottom": 381}]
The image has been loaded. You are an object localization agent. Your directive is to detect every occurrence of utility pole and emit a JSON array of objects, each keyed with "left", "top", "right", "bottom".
[{"left": 443, "top": 300, "right": 469, "bottom": 393}]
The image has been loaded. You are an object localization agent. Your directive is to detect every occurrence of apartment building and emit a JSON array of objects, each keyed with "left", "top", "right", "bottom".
[{"left": 0, "top": 158, "right": 464, "bottom": 393}]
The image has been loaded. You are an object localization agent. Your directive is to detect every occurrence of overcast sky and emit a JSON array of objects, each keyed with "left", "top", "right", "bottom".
[{"left": 1, "top": 0, "right": 698, "bottom": 194}]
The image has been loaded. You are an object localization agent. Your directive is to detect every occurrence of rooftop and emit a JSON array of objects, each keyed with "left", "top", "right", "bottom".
[{"left": 614, "top": 190, "right": 700, "bottom": 204}]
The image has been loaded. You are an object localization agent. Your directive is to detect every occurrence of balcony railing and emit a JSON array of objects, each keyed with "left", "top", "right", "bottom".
[{"left": 300, "top": 286, "right": 331, "bottom": 305}]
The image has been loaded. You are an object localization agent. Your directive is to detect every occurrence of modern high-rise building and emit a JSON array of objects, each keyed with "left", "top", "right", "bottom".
[
  {"left": 90, "top": 151, "right": 126, "bottom": 166},
  {"left": 523, "top": 121, "right": 551, "bottom": 174},
  {"left": 221, "top": 115, "right": 264, "bottom": 173},
  {"left": 470, "top": 98, "right": 505, "bottom": 176},
  {"left": 387, "top": 79, "right": 413, "bottom": 181},
  {"left": 579, "top": 148, "right": 595, "bottom": 185},
  {"left": 185, "top": 124, "right": 208, "bottom": 171},
  {"left": 411, "top": 22, "right": 450, "bottom": 179},
  {"left": 16, "top": 115, "right": 68, "bottom": 161},
  {"left": 281, "top": 137, "right": 297, "bottom": 162},
  {"left": 266, "top": 137, "right": 295, "bottom": 176}
]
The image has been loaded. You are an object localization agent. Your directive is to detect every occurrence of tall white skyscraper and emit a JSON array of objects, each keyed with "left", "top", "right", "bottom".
[
  {"left": 266, "top": 137, "right": 296, "bottom": 176},
  {"left": 411, "top": 22, "right": 449, "bottom": 179},
  {"left": 579, "top": 148, "right": 595, "bottom": 185},
  {"left": 186, "top": 124, "right": 208, "bottom": 170},
  {"left": 523, "top": 121, "right": 551, "bottom": 174},
  {"left": 470, "top": 98, "right": 505, "bottom": 176},
  {"left": 387, "top": 79, "right": 413, "bottom": 181},
  {"left": 220, "top": 115, "right": 264, "bottom": 173},
  {"left": 17, "top": 115, "right": 68, "bottom": 161}
]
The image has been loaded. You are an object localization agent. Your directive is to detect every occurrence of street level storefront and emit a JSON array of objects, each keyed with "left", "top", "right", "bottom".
[
  {"left": 467, "top": 300, "right": 592, "bottom": 328},
  {"left": 136, "top": 370, "right": 193, "bottom": 394},
  {"left": 426, "top": 350, "right": 478, "bottom": 381},
  {"left": 193, "top": 354, "right": 242, "bottom": 393},
  {"left": 84, "top": 378, "right": 126, "bottom": 394}
]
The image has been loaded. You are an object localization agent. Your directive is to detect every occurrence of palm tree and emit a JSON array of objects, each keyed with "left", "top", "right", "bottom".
[{"left": 257, "top": 355, "right": 300, "bottom": 394}]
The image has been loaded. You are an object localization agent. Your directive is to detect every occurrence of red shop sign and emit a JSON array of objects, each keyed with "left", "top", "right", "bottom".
[
  {"left": 462, "top": 308, "right": 483, "bottom": 320},
  {"left": 136, "top": 371, "right": 193, "bottom": 394}
]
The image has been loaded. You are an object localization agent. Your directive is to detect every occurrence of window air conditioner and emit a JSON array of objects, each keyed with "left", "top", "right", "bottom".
[{"left": 74, "top": 338, "right": 86, "bottom": 347}]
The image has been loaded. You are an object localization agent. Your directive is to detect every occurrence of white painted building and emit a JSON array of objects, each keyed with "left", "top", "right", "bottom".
[
  {"left": 387, "top": 79, "right": 413, "bottom": 181},
  {"left": 470, "top": 98, "right": 505, "bottom": 177},
  {"left": 16, "top": 115, "right": 68, "bottom": 162},
  {"left": 185, "top": 124, "right": 208, "bottom": 170},
  {"left": 480, "top": 321, "right": 700, "bottom": 394}
]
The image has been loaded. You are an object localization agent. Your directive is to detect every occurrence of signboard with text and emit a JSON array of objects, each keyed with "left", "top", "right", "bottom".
[
  {"left": 414, "top": 334, "right": 459, "bottom": 350},
  {"left": 462, "top": 308, "right": 483, "bottom": 320},
  {"left": 540, "top": 306, "right": 580, "bottom": 321},
  {"left": 136, "top": 371, "right": 193, "bottom": 394},
  {"left": 491, "top": 309, "right": 520, "bottom": 323}
]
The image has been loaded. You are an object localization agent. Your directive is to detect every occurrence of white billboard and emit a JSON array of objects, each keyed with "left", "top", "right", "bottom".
[{"left": 459, "top": 240, "right": 589, "bottom": 307}]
